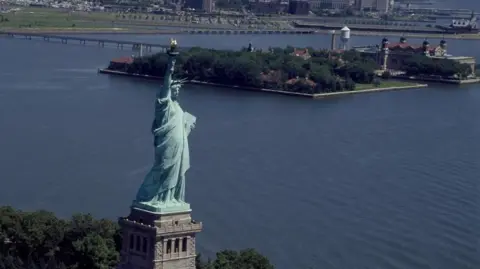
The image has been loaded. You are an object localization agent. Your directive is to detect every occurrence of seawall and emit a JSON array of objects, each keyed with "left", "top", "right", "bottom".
[
  {"left": 98, "top": 69, "right": 428, "bottom": 98},
  {"left": 392, "top": 75, "right": 480, "bottom": 84},
  {"left": 0, "top": 28, "right": 182, "bottom": 35}
]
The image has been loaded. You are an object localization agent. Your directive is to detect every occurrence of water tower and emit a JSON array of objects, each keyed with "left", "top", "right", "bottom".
[{"left": 340, "top": 26, "right": 350, "bottom": 50}]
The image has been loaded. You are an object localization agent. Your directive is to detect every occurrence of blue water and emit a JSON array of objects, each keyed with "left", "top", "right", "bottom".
[{"left": 0, "top": 32, "right": 479, "bottom": 269}]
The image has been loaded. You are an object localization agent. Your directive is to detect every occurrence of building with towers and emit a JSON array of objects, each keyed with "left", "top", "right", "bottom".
[{"left": 353, "top": 37, "right": 476, "bottom": 75}]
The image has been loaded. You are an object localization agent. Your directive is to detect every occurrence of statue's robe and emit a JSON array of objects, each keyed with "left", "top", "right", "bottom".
[{"left": 135, "top": 94, "right": 196, "bottom": 204}]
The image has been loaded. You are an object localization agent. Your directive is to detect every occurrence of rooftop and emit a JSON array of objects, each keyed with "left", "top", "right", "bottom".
[
  {"left": 354, "top": 41, "right": 442, "bottom": 53},
  {"left": 110, "top": 56, "right": 134, "bottom": 64}
]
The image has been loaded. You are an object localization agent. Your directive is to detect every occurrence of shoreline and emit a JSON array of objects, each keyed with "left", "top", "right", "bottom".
[
  {"left": 98, "top": 69, "right": 428, "bottom": 98},
  {"left": 2, "top": 25, "right": 480, "bottom": 40},
  {"left": 1, "top": 6, "right": 479, "bottom": 40},
  {"left": 1, "top": 27, "right": 479, "bottom": 40},
  {"left": 391, "top": 75, "right": 480, "bottom": 84},
  {"left": 323, "top": 30, "right": 480, "bottom": 40},
  {"left": 0, "top": 28, "right": 182, "bottom": 35}
]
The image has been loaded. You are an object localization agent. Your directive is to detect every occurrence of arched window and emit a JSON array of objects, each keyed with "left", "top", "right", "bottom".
[
  {"left": 142, "top": 237, "right": 148, "bottom": 253},
  {"left": 182, "top": 238, "right": 187, "bottom": 252},
  {"left": 129, "top": 234, "right": 134, "bottom": 249},
  {"left": 136, "top": 235, "right": 141, "bottom": 251},
  {"left": 167, "top": 239, "right": 172, "bottom": 254},
  {"left": 174, "top": 238, "right": 180, "bottom": 253}
]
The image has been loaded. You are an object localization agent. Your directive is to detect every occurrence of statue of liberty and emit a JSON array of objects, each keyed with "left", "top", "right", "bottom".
[{"left": 133, "top": 39, "right": 196, "bottom": 213}]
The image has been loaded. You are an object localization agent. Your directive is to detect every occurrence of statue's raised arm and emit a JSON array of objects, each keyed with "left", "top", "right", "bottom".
[{"left": 157, "top": 39, "right": 179, "bottom": 100}]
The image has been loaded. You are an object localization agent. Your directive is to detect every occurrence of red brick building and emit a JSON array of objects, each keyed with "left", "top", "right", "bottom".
[{"left": 354, "top": 37, "right": 476, "bottom": 75}]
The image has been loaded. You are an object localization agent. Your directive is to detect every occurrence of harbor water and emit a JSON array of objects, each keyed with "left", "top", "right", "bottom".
[{"left": 0, "top": 33, "right": 479, "bottom": 269}]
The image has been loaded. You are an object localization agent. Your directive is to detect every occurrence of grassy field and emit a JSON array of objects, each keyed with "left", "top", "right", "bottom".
[
  {"left": 0, "top": 7, "right": 233, "bottom": 29},
  {"left": 0, "top": 7, "right": 232, "bottom": 31},
  {"left": 0, "top": 7, "right": 118, "bottom": 30}
]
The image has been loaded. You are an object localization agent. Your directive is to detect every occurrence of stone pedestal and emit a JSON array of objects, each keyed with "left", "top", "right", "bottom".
[{"left": 117, "top": 207, "right": 202, "bottom": 269}]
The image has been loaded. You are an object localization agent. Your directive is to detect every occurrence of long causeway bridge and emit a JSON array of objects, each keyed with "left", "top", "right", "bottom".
[
  {"left": 0, "top": 29, "right": 316, "bottom": 51},
  {"left": 182, "top": 29, "right": 315, "bottom": 35},
  {"left": 0, "top": 32, "right": 173, "bottom": 52}
]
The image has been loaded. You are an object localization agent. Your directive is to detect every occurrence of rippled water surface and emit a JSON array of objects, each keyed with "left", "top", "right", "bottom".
[{"left": 0, "top": 35, "right": 479, "bottom": 269}]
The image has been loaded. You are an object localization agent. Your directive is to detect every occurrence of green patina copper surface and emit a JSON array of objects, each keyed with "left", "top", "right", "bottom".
[{"left": 132, "top": 39, "right": 196, "bottom": 214}]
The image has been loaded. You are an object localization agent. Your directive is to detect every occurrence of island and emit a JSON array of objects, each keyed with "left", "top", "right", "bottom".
[{"left": 101, "top": 44, "right": 432, "bottom": 98}]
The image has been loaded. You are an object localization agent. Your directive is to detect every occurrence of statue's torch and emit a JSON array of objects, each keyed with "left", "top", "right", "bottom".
[{"left": 168, "top": 38, "right": 179, "bottom": 56}]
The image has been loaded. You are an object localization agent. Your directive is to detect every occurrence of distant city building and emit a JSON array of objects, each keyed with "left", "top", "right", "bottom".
[
  {"left": 288, "top": 0, "right": 309, "bottom": 15},
  {"left": 202, "top": 0, "right": 214, "bottom": 12},
  {"left": 356, "top": 0, "right": 391, "bottom": 12},
  {"left": 309, "top": 0, "right": 352, "bottom": 10},
  {"left": 184, "top": 0, "right": 202, "bottom": 9},
  {"left": 249, "top": 0, "right": 287, "bottom": 14},
  {"left": 375, "top": 0, "right": 390, "bottom": 12}
]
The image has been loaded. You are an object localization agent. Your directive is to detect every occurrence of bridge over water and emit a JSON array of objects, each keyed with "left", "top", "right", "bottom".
[
  {"left": 0, "top": 32, "right": 174, "bottom": 52},
  {"left": 182, "top": 29, "right": 315, "bottom": 35},
  {"left": 0, "top": 29, "right": 315, "bottom": 52}
]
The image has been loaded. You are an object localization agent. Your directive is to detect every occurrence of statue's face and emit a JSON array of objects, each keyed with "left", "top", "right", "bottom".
[{"left": 171, "top": 85, "right": 180, "bottom": 100}]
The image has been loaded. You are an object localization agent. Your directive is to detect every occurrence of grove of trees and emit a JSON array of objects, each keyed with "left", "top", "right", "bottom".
[
  {"left": 109, "top": 47, "right": 379, "bottom": 94},
  {"left": 0, "top": 206, "right": 273, "bottom": 269},
  {"left": 403, "top": 55, "right": 472, "bottom": 79},
  {"left": 108, "top": 46, "right": 474, "bottom": 94}
]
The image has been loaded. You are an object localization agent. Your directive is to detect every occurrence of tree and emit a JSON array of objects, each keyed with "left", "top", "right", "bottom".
[
  {"left": 1, "top": 206, "right": 275, "bottom": 269},
  {"left": 71, "top": 234, "right": 118, "bottom": 269},
  {"left": 381, "top": 71, "right": 391, "bottom": 79},
  {"left": 206, "top": 249, "right": 273, "bottom": 269},
  {"left": 403, "top": 55, "right": 472, "bottom": 79},
  {"left": 0, "top": 207, "right": 120, "bottom": 269},
  {"left": 107, "top": 46, "right": 382, "bottom": 94},
  {"left": 345, "top": 77, "right": 356, "bottom": 91},
  {"left": 196, "top": 253, "right": 210, "bottom": 269},
  {"left": 335, "top": 63, "right": 374, "bottom": 84}
]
